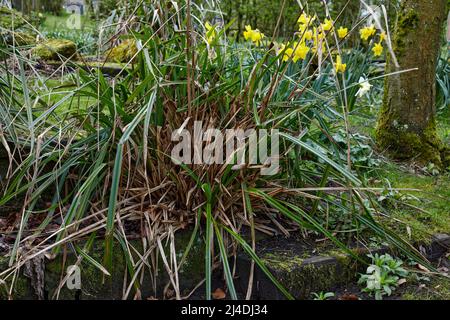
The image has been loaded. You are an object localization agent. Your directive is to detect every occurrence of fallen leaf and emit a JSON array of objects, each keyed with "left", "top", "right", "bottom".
[
  {"left": 212, "top": 288, "right": 226, "bottom": 300},
  {"left": 398, "top": 278, "right": 407, "bottom": 286},
  {"left": 339, "top": 294, "right": 359, "bottom": 300}
]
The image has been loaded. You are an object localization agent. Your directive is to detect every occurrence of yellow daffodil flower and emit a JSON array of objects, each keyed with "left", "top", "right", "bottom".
[
  {"left": 303, "top": 29, "right": 313, "bottom": 41},
  {"left": 360, "top": 25, "right": 376, "bottom": 41},
  {"left": 321, "top": 19, "right": 333, "bottom": 32},
  {"left": 312, "top": 29, "right": 326, "bottom": 54},
  {"left": 335, "top": 55, "right": 346, "bottom": 73},
  {"left": 243, "top": 25, "right": 253, "bottom": 41},
  {"left": 251, "top": 30, "right": 264, "bottom": 45},
  {"left": 243, "top": 25, "right": 264, "bottom": 46},
  {"left": 299, "top": 23, "right": 307, "bottom": 32},
  {"left": 205, "top": 22, "right": 213, "bottom": 31},
  {"left": 299, "top": 24, "right": 313, "bottom": 41},
  {"left": 277, "top": 43, "right": 293, "bottom": 62},
  {"left": 292, "top": 42, "right": 310, "bottom": 62},
  {"left": 298, "top": 13, "right": 315, "bottom": 26},
  {"left": 337, "top": 26, "right": 348, "bottom": 39},
  {"left": 284, "top": 47, "right": 294, "bottom": 62},
  {"left": 278, "top": 42, "right": 310, "bottom": 63},
  {"left": 372, "top": 42, "right": 384, "bottom": 57},
  {"left": 314, "top": 27, "right": 325, "bottom": 41}
]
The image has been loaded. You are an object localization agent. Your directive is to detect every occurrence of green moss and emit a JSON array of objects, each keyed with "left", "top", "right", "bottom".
[
  {"left": 0, "top": 256, "right": 34, "bottom": 299},
  {"left": 44, "top": 242, "right": 128, "bottom": 299},
  {"left": 327, "top": 250, "right": 352, "bottom": 266},
  {"left": 82, "top": 61, "right": 127, "bottom": 69},
  {"left": 393, "top": 7, "right": 419, "bottom": 57},
  {"left": 262, "top": 253, "right": 305, "bottom": 272},
  {"left": 260, "top": 251, "right": 357, "bottom": 299},
  {"left": 373, "top": 162, "right": 450, "bottom": 243},
  {"left": 376, "top": 113, "right": 445, "bottom": 167},
  {"left": 0, "top": 7, "right": 43, "bottom": 30},
  {"left": 176, "top": 231, "right": 204, "bottom": 279},
  {"left": 401, "top": 277, "right": 450, "bottom": 300},
  {"left": 4, "top": 31, "right": 36, "bottom": 46},
  {"left": 31, "top": 79, "right": 94, "bottom": 121},
  {"left": 32, "top": 39, "right": 78, "bottom": 61},
  {"left": 105, "top": 39, "right": 138, "bottom": 63}
]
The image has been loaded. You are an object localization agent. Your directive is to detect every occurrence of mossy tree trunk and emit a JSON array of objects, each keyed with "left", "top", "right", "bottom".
[{"left": 376, "top": 0, "right": 449, "bottom": 166}]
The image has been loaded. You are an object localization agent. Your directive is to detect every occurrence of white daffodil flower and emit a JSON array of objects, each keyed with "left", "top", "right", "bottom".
[{"left": 355, "top": 77, "right": 372, "bottom": 98}]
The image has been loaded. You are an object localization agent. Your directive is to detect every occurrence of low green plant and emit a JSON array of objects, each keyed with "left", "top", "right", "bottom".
[
  {"left": 311, "top": 291, "right": 335, "bottom": 300},
  {"left": 358, "top": 253, "right": 408, "bottom": 300},
  {"left": 421, "top": 162, "right": 441, "bottom": 176},
  {"left": 331, "top": 129, "right": 380, "bottom": 170},
  {"left": 436, "top": 55, "right": 450, "bottom": 113}
]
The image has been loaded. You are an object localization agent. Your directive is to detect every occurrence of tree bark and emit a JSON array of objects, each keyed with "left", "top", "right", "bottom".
[{"left": 376, "top": 0, "right": 449, "bottom": 166}]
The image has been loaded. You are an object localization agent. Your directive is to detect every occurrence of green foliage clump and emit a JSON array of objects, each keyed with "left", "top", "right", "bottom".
[
  {"left": 0, "top": 6, "right": 27, "bottom": 29},
  {"left": 0, "top": 6, "right": 44, "bottom": 30},
  {"left": 332, "top": 129, "right": 380, "bottom": 170},
  {"left": 358, "top": 253, "right": 408, "bottom": 300}
]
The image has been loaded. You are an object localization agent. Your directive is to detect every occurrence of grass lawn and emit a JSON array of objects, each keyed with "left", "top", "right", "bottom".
[{"left": 374, "top": 162, "right": 450, "bottom": 243}]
